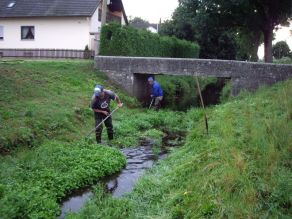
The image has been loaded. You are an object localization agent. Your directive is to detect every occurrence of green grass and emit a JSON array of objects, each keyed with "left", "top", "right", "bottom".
[
  {"left": 0, "top": 60, "right": 100, "bottom": 151},
  {"left": 69, "top": 80, "right": 292, "bottom": 219}
]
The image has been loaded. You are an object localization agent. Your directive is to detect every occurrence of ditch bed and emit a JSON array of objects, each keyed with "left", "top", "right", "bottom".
[{"left": 58, "top": 132, "right": 184, "bottom": 218}]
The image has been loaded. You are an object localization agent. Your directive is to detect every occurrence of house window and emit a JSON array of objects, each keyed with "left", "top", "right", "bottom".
[
  {"left": 0, "top": 26, "right": 3, "bottom": 40},
  {"left": 21, "top": 26, "right": 35, "bottom": 40}
]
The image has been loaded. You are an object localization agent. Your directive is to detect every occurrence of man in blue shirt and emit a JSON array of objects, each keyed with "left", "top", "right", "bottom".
[{"left": 148, "top": 77, "right": 163, "bottom": 110}]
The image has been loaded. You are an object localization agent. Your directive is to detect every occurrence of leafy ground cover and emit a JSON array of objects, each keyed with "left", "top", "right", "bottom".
[
  {"left": 68, "top": 80, "right": 292, "bottom": 218},
  {"left": 0, "top": 141, "right": 126, "bottom": 218}
]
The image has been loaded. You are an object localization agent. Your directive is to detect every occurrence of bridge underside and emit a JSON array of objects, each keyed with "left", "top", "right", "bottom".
[{"left": 95, "top": 56, "right": 292, "bottom": 98}]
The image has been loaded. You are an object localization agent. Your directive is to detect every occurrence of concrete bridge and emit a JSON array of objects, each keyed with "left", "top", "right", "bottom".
[{"left": 95, "top": 56, "right": 292, "bottom": 100}]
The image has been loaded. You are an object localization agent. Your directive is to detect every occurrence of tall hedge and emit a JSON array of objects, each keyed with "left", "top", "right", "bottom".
[{"left": 99, "top": 23, "right": 199, "bottom": 58}]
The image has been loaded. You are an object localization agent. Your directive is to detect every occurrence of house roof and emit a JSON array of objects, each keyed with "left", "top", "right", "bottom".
[{"left": 0, "top": 0, "right": 101, "bottom": 18}]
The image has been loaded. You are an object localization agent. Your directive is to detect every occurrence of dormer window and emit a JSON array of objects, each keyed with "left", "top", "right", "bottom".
[{"left": 7, "top": 2, "right": 16, "bottom": 8}]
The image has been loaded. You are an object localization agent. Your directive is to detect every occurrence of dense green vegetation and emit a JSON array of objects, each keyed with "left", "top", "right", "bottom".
[
  {"left": 0, "top": 141, "right": 126, "bottom": 218},
  {"left": 272, "top": 41, "right": 291, "bottom": 60},
  {"left": 0, "top": 60, "right": 291, "bottom": 218},
  {"left": 156, "top": 75, "right": 218, "bottom": 110},
  {"left": 69, "top": 80, "right": 292, "bottom": 218},
  {"left": 0, "top": 60, "right": 95, "bottom": 151},
  {"left": 99, "top": 23, "right": 200, "bottom": 58},
  {"left": 273, "top": 57, "right": 292, "bottom": 65},
  {"left": 0, "top": 60, "right": 188, "bottom": 218},
  {"left": 0, "top": 60, "right": 142, "bottom": 152},
  {"left": 160, "top": 0, "right": 291, "bottom": 62}
]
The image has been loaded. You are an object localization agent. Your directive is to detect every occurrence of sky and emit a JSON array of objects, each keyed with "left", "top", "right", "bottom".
[
  {"left": 122, "top": 0, "right": 292, "bottom": 59},
  {"left": 122, "top": 0, "right": 179, "bottom": 23}
]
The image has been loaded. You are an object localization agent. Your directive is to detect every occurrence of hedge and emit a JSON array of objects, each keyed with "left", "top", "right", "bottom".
[{"left": 99, "top": 23, "right": 199, "bottom": 58}]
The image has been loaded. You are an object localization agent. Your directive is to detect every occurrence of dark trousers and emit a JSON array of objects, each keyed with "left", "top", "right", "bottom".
[
  {"left": 153, "top": 96, "right": 163, "bottom": 111},
  {"left": 95, "top": 114, "right": 113, "bottom": 143}
]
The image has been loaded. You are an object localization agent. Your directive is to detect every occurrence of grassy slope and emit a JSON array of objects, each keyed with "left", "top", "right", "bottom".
[
  {"left": 69, "top": 80, "right": 292, "bottom": 218},
  {"left": 0, "top": 60, "right": 96, "bottom": 150},
  {"left": 0, "top": 60, "right": 187, "bottom": 218}
]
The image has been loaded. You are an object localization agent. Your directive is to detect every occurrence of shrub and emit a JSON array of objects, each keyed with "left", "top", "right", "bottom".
[
  {"left": 156, "top": 75, "right": 217, "bottom": 110},
  {"left": 272, "top": 41, "right": 291, "bottom": 59},
  {"left": 100, "top": 23, "right": 199, "bottom": 58}
]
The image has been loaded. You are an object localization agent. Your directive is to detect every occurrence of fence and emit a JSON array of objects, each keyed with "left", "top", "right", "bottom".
[{"left": 0, "top": 49, "right": 95, "bottom": 59}]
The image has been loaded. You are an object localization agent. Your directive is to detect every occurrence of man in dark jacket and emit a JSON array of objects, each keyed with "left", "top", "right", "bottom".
[
  {"left": 91, "top": 85, "right": 123, "bottom": 143},
  {"left": 148, "top": 77, "right": 163, "bottom": 110}
]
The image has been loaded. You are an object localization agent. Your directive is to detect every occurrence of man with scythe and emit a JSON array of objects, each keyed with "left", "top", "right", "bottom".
[{"left": 91, "top": 85, "right": 123, "bottom": 143}]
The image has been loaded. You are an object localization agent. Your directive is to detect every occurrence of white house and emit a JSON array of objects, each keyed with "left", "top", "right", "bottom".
[
  {"left": 147, "top": 25, "right": 158, "bottom": 33},
  {"left": 0, "top": 0, "right": 128, "bottom": 56}
]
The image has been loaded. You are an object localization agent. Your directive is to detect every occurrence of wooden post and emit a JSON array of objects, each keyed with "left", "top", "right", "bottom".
[{"left": 195, "top": 74, "right": 209, "bottom": 135}]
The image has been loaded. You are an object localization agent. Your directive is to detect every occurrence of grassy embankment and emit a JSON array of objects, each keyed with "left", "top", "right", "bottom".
[
  {"left": 0, "top": 60, "right": 187, "bottom": 218},
  {"left": 68, "top": 80, "right": 292, "bottom": 218}
]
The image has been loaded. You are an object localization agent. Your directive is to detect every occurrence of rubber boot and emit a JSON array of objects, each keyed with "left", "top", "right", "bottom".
[
  {"left": 96, "top": 135, "right": 101, "bottom": 144},
  {"left": 108, "top": 132, "right": 113, "bottom": 141}
]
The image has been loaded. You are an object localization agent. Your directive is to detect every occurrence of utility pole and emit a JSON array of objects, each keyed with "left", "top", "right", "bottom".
[
  {"left": 97, "top": 0, "right": 108, "bottom": 55},
  {"left": 101, "top": 0, "right": 108, "bottom": 26}
]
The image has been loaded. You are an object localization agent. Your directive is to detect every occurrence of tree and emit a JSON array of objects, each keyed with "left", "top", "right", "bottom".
[
  {"left": 160, "top": 1, "right": 238, "bottom": 59},
  {"left": 159, "top": 5, "right": 196, "bottom": 41},
  {"left": 176, "top": 0, "right": 292, "bottom": 62},
  {"left": 272, "top": 41, "right": 291, "bottom": 59},
  {"left": 129, "top": 17, "right": 150, "bottom": 30},
  {"left": 249, "top": 0, "right": 291, "bottom": 62},
  {"left": 195, "top": 15, "right": 237, "bottom": 59},
  {"left": 235, "top": 28, "right": 262, "bottom": 61}
]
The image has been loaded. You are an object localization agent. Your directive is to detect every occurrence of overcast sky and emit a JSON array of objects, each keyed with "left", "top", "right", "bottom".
[{"left": 122, "top": 0, "right": 179, "bottom": 23}]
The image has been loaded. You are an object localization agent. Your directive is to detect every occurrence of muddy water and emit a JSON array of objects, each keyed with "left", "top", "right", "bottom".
[{"left": 59, "top": 140, "right": 168, "bottom": 218}]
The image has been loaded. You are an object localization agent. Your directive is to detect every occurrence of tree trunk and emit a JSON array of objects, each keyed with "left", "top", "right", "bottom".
[
  {"left": 250, "top": 31, "right": 261, "bottom": 62},
  {"left": 263, "top": 26, "right": 273, "bottom": 63}
]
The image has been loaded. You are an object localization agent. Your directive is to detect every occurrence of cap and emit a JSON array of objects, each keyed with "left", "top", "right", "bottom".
[
  {"left": 94, "top": 85, "right": 104, "bottom": 97},
  {"left": 147, "top": 76, "right": 154, "bottom": 82}
]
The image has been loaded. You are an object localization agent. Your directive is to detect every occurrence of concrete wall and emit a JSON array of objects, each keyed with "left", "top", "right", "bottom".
[
  {"left": 0, "top": 17, "right": 91, "bottom": 50},
  {"left": 95, "top": 56, "right": 292, "bottom": 96}
]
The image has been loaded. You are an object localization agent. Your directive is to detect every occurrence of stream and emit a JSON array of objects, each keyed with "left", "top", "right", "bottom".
[{"left": 59, "top": 134, "right": 184, "bottom": 218}]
